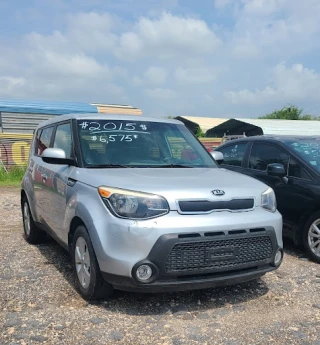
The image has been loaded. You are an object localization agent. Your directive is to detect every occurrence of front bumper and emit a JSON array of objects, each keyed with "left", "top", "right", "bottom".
[
  {"left": 102, "top": 266, "right": 274, "bottom": 293},
  {"left": 90, "top": 208, "right": 283, "bottom": 278},
  {"left": 100, "top": 227, "right": 283, "bottom": 293}
]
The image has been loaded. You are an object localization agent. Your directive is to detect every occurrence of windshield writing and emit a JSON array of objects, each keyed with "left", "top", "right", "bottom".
[{"left": 77, "top": 120, "right": 216, "bottom": 168}]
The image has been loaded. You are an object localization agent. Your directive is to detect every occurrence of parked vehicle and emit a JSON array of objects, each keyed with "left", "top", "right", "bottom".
[
  {"left": 213, "top": 135, "right": 320, "bottom": 263},
  {"left": 21, "top": 114, "right": 283, "bottom": 300}
]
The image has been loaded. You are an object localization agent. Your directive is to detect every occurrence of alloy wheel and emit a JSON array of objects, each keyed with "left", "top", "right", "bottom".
[
  {"left": 23, "top": 202, "right": 31, "bottom": 236},
  {"left": 75, "top": 236, "right": 91, "bottom": 289},
  {"left": 308, "top": 220, "right": 320, "bottom": 257}
]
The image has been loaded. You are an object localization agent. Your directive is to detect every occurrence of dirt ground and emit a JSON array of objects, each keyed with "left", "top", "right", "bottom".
[{"left": 0, "top": 187, "right": 320, "bottom": 345}]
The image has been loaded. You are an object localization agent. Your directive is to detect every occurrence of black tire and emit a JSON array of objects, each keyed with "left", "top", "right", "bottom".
[
  {"left": 303, "top": 211, "right": 320, "bottom": 264},
  {"left": 21, "top": 197, "right": 46, "bottom": 244},
  {"left": 71, "top": 225, "right": 114, "bottom": 300}
]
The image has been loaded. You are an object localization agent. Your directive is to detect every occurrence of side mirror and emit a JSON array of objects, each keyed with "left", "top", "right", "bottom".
[
  {"left": 211, "top": 151, "right": 224, "bottom": 164},
  {"left": 267, "top": 163, "right": 286, "bottom": 178},
  {"left": 42, "top": 148, "right": 74, "bottom": 165}
]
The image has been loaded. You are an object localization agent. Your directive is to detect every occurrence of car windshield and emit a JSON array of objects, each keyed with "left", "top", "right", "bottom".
[
  {"left": 77, "top": 119, "right": 217, "bottom": 168},
  {"left": 284, "top": 138, "right": 320, "bottom": 173}
]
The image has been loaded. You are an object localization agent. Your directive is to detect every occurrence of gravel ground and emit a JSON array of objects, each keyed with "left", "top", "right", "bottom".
[{"left": 1, "top": 187, "right": 320, "bottom": 345}]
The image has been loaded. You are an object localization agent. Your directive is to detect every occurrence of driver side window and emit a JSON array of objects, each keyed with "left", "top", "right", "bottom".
[
  {"left": 288, "top": 157, "right": 311, "bottom": 180},
  {"left": 249, "top": 143, "right": 289, "bottom": 172},
  {"left": 53, "top": 122, "right": 73, "bottom": 158}
]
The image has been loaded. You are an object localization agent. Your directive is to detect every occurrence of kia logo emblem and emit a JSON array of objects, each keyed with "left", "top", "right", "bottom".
[{"left": 212, "top": 189, "right": 225, "bottom": 196}]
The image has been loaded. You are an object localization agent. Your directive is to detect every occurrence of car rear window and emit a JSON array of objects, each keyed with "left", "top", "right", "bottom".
[{"left": 218, "top": 142, "right": 248, "bottom": 167}]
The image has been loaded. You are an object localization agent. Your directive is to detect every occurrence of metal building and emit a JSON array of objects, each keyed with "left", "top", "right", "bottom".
[
  {"left": 174, "top": 116, "right": 228, "bottom": 134},
  {"left": 0, "top": 98, "right": 142, "bottom": 133},
  {"left": 205, "top": 118, "right": 320, "bottom": 137}
]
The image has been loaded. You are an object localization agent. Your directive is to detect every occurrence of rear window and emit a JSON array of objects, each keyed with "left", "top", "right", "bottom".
[{"left": 218, "top": 142, "right": 248, "bottom": 167}]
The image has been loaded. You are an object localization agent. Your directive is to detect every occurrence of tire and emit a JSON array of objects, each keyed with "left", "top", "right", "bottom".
[
  {"left": 21, "top": 197, "right": 46, "bottom": 244},
  {"left": 71, "top": 225, "right": 114, "bottom": 300},
  {"left": 303, "top": 211, "right": 320, "bottom": 264}
]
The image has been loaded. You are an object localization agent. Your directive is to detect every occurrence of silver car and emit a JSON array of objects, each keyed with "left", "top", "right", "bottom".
[{"left": 21, "top": 114, "right": 283, "bottom": 300}]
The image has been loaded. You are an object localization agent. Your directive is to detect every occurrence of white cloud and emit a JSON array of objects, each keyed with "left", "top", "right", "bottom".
[
  {"left": 144, "top": 66, "right": 168, "bottom": 85},
  {"left": 32, "top": 51, "right": 108, "bottom": 78},
  {"left": 241, "top": 0, "right": 287, "bottom": 15},
  {"left": 26, "top": 12, "right": 118, "bottom": 55},
  {"left": 145, "top": 87, "right": 178, "bottom": 100},
  {"left": 175, "top": 67, "right": 216, "bottom": 83},
  {"left": 115, "top": 12, "right": 221, "bottom": 60},
  {"left": 231, "top": 0, "right": 320, "bottom": 59},
  {"left": 225, "top": 63, "right": 320, "bottom": 105},
  {"left": 132, "top": 76, "right": 144, "bottom": 86},
  {"left": 0, "top": 77, "right": 26, "bottom": 97},
  {"left": 1, "top": 2, "right": 320, "bottom": 118},
  {"left": 214, "top": 0, "right": 232, "bottom": 8}
]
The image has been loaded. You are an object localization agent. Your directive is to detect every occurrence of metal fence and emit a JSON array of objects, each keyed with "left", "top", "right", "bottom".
[
  {"left": 0, "top": 112, "right": 55, "bottom": 133},
  {"left": 0, "top": 133, "right": 33, "bottom": 170}
]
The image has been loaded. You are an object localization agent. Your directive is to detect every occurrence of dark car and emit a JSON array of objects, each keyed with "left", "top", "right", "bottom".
[{"left": 213, "top": 135, "right": 320, "bottom": 263}]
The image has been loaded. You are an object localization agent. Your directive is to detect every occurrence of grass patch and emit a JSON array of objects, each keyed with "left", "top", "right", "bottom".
[{"left": 0, "top": 166, "right": 26, "bottom": 187}]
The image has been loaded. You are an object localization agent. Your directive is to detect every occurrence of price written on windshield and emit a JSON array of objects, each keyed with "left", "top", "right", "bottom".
[
  {"left": 91, "top": 134, "right": 138, "bottom": 142},
  {"left": 79, "top": 121, "right": 148, "bottom": 132}
]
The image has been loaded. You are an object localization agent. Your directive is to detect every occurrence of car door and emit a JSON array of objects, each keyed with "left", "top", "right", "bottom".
[
  {"left": 32, "top": 125, "right": 55, "bottom": 222},
  {"left": 284, "top": 156, "right": 317, "bottom": 229},
  {"left": 243, "top": 142, "right": 312, "bottom": 233},
  {"left": 41, "top": 121, "right": 75, "bottom": 242},
  {"left": 216, "top": 141, "right": 249, "bottom": 173}
]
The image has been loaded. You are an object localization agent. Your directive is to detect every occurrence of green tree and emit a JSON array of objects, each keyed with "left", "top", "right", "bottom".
[
  {"left": 196, "top": 127, "right": 205, "bottom": 138},
  {"left": 259, "top": 105, "right": 313, "bottom": 120}
]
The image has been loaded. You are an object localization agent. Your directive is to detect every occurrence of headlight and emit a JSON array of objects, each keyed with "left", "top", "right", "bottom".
[
  {"left": 98, "top": 186, "right": 169, "bottom": 219},
  {"left": 261, "top": 187, "right": 277, "bottom": 213}
]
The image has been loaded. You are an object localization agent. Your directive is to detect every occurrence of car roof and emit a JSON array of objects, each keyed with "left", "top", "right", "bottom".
[
  {"left": 36, "top": 113, "right": 182, "bottom": 129},
  {"left": 219, "top": 135, "right": 320, "bottom": 146}
]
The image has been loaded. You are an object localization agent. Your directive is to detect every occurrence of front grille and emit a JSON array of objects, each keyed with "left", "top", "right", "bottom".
[
  {"left": 165, "top": 236, "right": 273, "bottom": 273},
  {"left": 178, "top": 199, "right": 254, "bottom": 213}
]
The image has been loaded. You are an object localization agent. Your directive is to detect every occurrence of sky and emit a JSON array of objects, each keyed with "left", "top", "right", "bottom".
[{"left": 0, "top": 0, "right": 320, "bottom": 118}]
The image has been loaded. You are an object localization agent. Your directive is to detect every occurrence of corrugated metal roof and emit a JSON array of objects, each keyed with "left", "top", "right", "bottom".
[
  {"left": 0, "top": 98, "right": 98, "bottom": 115},
  {"left": 178, "top": 116, "right": 228, "bottom": 132},
  {"left": 94, "top": 104, "right": 142, "bottom": 115},
  {"left": 234, "top": 118, "right": 320, "bottom": 136}
]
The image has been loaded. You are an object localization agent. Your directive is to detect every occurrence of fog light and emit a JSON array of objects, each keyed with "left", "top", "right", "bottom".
[
  {"left": 136, "top": 265, "right": 152, "bottom": 282},
  {"left": 274, "top": 249, "right": 283, "bottom": 266}
]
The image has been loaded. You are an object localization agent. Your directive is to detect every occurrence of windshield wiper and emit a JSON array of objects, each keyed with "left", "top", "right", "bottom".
[
  {"left": 85, "top": 164, "right": 130, "bottom": 168},
  {"left": 157, "top": 164, "right": 194, "bottom": 168}
]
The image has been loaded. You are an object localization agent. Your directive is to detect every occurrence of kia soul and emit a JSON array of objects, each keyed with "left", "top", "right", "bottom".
[{"left": 21, "top": 114, "right": 283, "bottom": 300}]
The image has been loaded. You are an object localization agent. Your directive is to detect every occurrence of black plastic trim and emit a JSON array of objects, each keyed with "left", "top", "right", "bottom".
[
  {"left": 35, "top": 221, "right": 69, "bottom": 251},
  {"left": 101, "top": 266, "right": 272, "bottom": 293},
  {"left": 178, "top": 199, "right": 254, "bottom": 212}
]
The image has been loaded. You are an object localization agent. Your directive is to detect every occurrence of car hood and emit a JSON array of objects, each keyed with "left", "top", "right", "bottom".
[{"left": 71, "top": 167, "right": 268, "bottom": 210}]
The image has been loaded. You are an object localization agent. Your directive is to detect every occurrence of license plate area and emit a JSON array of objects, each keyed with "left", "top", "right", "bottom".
[{"left": 207, "top": 247, "right": 240, "bottom": 262}]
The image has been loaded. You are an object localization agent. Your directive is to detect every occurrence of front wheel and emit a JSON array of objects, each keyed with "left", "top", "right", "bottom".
[
  {"left": 303, "top": 212, "right": 320, "bottom": 263},
  {"left": 71, "top": 225, "right": 114, "bottom": 300}
]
